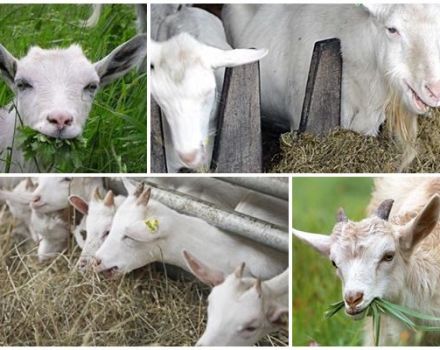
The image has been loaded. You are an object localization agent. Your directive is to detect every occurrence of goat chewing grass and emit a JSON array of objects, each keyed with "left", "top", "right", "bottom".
[{"left": 326, "top": 298, "right": 440, "bottom": 346}]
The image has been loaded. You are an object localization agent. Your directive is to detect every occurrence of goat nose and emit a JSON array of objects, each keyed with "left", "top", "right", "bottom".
[
  {"left": 425, "top": 81, "right": 440, "bottom": 100},
  {"left": 47, "top": 112, "right": 73, "bottom": 130},
  {"left": 344, "top": 291, "right": 364, "bottom": 308},
  {"left": 93, "top": 257, "right": 102, "bottom": 267},
  {"left": 178, "top": 150, "right": 199, "bottom": 165}
]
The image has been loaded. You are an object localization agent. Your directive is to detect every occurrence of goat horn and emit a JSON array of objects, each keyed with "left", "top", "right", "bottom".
[
  {"left": 103, "top": 190, "right": 115, "bottom": 207},
  {"left": 234, "top": 262, "right": 245, "bottom": 279},
  {"left": 25, "top": 178, "right": 34, "bottom": 190},
  {"left": 254, "top": 279, "right": 262, "bottom": 298},
  {"left": 134, "top": 182, "right": 145, "bottom": 198},
  {"left": 93, "top": 187, "right": 102, "bottom": 201},
  {"left": 337, "top": 208, "right": 348, "bottom": 223},
  {"left": 375, "top": 199, "right": 394, "bottom": 221}
]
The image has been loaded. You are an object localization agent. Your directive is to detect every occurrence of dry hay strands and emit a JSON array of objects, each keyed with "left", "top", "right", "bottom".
[
  {"left": 271, "top": 109, "right": 440, "bottom": 173},
  {"left": 0, "top": 215, "right": 288, "bottom": 346}
]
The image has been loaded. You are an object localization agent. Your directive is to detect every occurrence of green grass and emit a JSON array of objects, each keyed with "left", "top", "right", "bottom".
[
  {"left": 0, "top": 4, "right": 147, "bottom": 173},
  {"left": 292, "top": 177, "right": 374, "bottom": 346}
]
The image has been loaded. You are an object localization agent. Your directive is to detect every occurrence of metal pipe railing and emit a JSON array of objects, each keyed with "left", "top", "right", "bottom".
[
  {"left": 216, "top": 177, "right": 289, "bottom": 201},
  {"left": 144, "top": 181, "right": 288, "bottom": 253}
]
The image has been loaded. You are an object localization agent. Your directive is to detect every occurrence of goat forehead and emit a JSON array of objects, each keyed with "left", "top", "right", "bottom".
[
  {"left": 18, "top": 48, "right": 97, "bottom": 83},
  {"left": 332, "top": 220, "right": 396, "bottom": 257}
]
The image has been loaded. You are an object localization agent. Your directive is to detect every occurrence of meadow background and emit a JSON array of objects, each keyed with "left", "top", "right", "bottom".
[
  {"left": 292, "top": 177, "right": 374, "bottom": 345},
  {"left": 0, "top": 4, "right": 147, "bottom": 173}
]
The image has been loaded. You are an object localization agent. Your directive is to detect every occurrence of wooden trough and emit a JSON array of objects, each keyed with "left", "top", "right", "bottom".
[{"left": 150, "top": 38, "right": 343, "bottom": 173}]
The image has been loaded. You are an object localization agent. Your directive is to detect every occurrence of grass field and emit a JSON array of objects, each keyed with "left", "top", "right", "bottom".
[
  {"left": 0, "top": 4, "right": 147, "bottom": 173},
  {"left": 292, "top": 177, "right": 374, "bottom": 345}
]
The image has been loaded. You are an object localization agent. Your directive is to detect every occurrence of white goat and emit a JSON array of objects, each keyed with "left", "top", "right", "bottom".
[
  {"left": 151, "top": 6, "right": 267, "bottom": 172},
  {"left": 223, "top": 4, "right": 440, "bottom": 153},
  {"left": 94, "top": 182, "right": 287, "bottom": 279},
  {"left": 293, "top": 177, "right": 440, "bottom": 345},
  {"left": 183, "top": 250, "right": 288, "bottom": 346},
  {"left": 69, "top": 187, "right": 126, "bottom": 270},
  {"left": 0, "top": 178, "right": 36, "bottom": 241},
  {"left": 0, "top": 34, "right": 147, "bottom": 172},
  {"left": 30, "top": 177, "right": 104, "bottom": 214}
]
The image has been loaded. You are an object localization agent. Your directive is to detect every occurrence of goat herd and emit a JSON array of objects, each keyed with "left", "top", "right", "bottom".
[{"left": 0, "top": 177, "right": 289, "bottom": 346}]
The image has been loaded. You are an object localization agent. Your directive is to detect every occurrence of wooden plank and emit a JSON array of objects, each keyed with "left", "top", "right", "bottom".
[
  {"left": 150, "top": 98, "right": 167, "bottom": 173},
  {"left": 299, "top": 38, "right": 342, "bottom": 135},
  {"left": 211, "top": 61, "right": 263, "bottom": 173}
]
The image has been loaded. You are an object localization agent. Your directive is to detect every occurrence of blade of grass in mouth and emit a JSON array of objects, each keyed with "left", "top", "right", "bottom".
[{"left": 325, "top": 298, "right": 440, "bottom": 345}]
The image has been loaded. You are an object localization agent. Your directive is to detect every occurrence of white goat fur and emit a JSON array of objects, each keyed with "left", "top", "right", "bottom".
[
  {"left": 0, "top": 35, "right": 147, "bottom": 172},
  {"left": 69, "top": 189, "right": 126, "bottom": 270},
  {"left": 94, "top": 181, "right": 287, "bottom": 279},
  {"left": 184, "top": 250, "right": 288, "bottom": 346},
  {"left": 151, "top": 6, "right": 267, "bottom": 172},
  {"left": 294, "top": 177, "right": 440, "bottom": 345},
  {"left": 223, "top": 4, "right": 440, "bottom": 149}
]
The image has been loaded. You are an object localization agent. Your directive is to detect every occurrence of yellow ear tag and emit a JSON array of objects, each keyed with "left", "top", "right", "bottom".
[{"left": 144, "top": 218, "right": 159, "bottom": 233}]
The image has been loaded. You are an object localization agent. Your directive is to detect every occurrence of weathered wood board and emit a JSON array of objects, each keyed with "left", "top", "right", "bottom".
[
  {"left": 211, "top": 61, "right": 263, "bottom": 173},
  {"left": 299, "top": 38, "right": 342, "bottom": 135},
  {"left": 150, "top": 98, "right": 167, "bottom": 173}
]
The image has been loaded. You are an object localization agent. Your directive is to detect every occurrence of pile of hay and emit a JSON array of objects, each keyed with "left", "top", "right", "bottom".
[
  {"left": 0, "top": 209, "right": 287, "bottom": 346},
  {"left": 270, "top": 110, "right": 440, "bottom": 173}
]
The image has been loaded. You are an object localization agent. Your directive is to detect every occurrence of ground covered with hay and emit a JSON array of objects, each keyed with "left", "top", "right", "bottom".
[
  {"left": 0, "top": 208, "right": 287, "bottom": 346},
  {"left": 270, "top": 110, "right": 440, "bottom": 173}
]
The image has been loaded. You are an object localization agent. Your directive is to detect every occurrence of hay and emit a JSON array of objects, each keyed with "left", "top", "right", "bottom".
[
  {"left": 0, "top": 208, "right": 287, "bottom": 346},
  {"left": 270, "top": 110, "right": 440, "bottom": 173}
]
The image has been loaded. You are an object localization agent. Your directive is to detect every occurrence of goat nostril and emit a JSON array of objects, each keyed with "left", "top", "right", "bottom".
[
  {"left": 93, "top": 257, "right": 102, "bottom": 267},
  {"left": 345, "top": 291, "right": 364, "bottom": 307},
  {"left": 46, "top": 113, "right": 74, "bottom": 130},
  {"left": 32, "top": 195, "right": 41, "bottom": 203}
]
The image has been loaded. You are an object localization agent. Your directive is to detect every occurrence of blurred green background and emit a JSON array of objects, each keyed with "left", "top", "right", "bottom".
[
  {"left": 0, "top": 4, "right": 146, "bottom": 172},
  {"left": 292, "top": 177, "right": 374, "bottom": 345}
]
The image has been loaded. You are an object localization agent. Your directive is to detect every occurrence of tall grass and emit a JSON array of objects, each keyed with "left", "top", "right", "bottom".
[
  {"left": 0, "top": 4, "right": 147, "bottom": 173},
  {"left": 292, "top": 177, "right": 374, "bottom": 345}
]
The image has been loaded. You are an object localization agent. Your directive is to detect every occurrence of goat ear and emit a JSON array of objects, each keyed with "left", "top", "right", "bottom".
[
  {"left": 205, "top": 46, "right": 268, "bottom": 69},
  {"left": 267, "top": 303, "right": 288, "bottom": 328},
  {"left": 69, "top": 195, "right": 89, "bottom": 215},
  {"left": 399, "top": 195, "right": 440, "bottom": 251},
  {"left": 292, "top": 229, "right": 332, "bottom": 256},
  {"left": 0, "top": 44, "right": 17, "bottom": 87},
  {"left": 94, "top": 34, "right": 147, "bottom": 86},
  {"left": 182, "top": 250, "right": 225, "bottom": 286}
]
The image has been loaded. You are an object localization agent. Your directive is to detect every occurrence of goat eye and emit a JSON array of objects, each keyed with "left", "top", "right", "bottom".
[
  {"left": 331, "top": 260, "right": 337, "bottom": 268},
  {"left": 84, "top": 82, "right": 98, "bottom": 92},
  {"left": 15, "top": 79, "right": 32, "bottom": 91},
  {"left": 103, "top": 230, "right": 110, "bottom": 239},
  {"left": 382, "top": 252, "right": 395, "bottom": 262},
  {"left": 387, "top": 27, "right": 399, "bottom": 36},
  {"left": 243, "top": 326, "right": 257, "bottom": 333},
  {"left": 150, "top": 64, "right": 154, "bottom": 71}
]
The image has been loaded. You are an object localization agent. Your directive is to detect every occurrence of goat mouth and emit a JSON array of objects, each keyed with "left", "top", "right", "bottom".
[
  {"left": 345, "top": 307, "right": 366, "bottom": 317},
  {"left": 405, "top": 82, "right": 431, "bottom": 113},
  {"left": 101, "top": 266, "right": 119, "bottom": 279},
  {"left": 31, "top": 201, "right": 46, "bottom": 209}
]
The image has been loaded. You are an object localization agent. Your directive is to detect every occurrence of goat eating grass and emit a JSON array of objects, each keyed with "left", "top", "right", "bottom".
[{"left": 326, "top": 298, "right": 440, "bottom": 346}]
